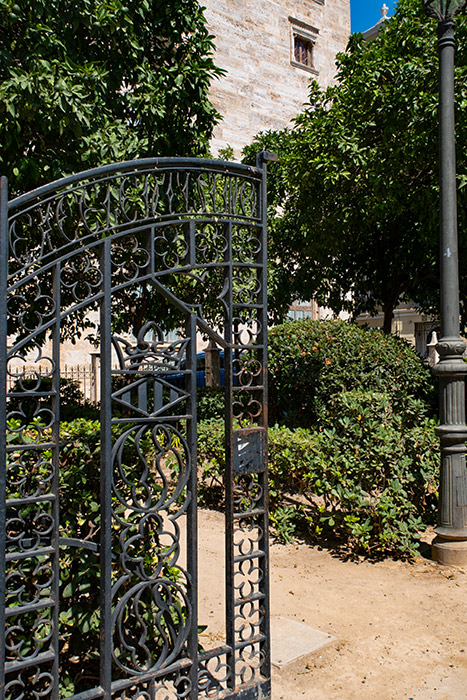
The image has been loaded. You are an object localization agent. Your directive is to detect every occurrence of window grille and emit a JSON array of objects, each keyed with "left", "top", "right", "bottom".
[{"left": 294, "top": 36, "right": 314, "bottom": 67}]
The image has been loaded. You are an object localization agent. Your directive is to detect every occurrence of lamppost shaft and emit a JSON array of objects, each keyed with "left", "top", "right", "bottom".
[
  {"left": 432, "top": 18, "right": 467, "bottom": 565},
  {"left": 438, "top": 20, "right": 461, "bottom": 338}
]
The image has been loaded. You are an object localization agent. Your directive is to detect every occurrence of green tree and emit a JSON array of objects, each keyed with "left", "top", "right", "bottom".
[
  {"left": 0, "top": 0, "right": 223, "bottom": 196},
  {"left": 1, "top": 0, "right": 229, "bottom": 344},
  {"left": 244, "top": 0, "right": 467, "bottom": 332}
]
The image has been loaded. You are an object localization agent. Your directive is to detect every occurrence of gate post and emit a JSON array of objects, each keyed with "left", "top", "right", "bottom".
[
  {"left": 90, "top": 351, "right": 100, "bottom": 404},
  {"left": 256, "top": 151, "right": 277, "bottom": 689},
  {"left": 205, "top": 341, "right": 221, "bottom": 387}
]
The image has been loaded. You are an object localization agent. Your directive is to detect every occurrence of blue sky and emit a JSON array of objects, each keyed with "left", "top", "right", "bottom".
[{"left": 351, "top": 0, "right": 398, "bottom": 34}]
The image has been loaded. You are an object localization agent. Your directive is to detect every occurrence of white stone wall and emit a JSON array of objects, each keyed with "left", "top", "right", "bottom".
[{"left": 204, "top": 0, "right": 351, "bottom": 157}]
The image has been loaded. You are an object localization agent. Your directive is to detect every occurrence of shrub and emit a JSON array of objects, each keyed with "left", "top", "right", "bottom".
[
  {"left": 263, "top": 320, "right": 440, "bottom": 554},
  {"left": 313, "top": 391, "right": 439, "bottom": 554},
  {"left": 197, "top": 418, "right": 226, "bottom": 507},
  {"left": 268, "top": 319, "right": 437, "bottom": 428},
  {"left": 7, "top": 376, "right": 99, "bottom": 422},
  {"left": 197, "top": 387, "right": 225, "bottom": 421},
  {"left": 6, "top": 418, "right": 183, "bottom": 695},
  {"left": 196, "top": 415, "right": 439, "bottom": 556}
]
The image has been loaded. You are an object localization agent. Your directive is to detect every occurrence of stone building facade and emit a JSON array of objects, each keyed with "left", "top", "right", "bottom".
[{"left": 203, "top": 0, "right": 351, "bottom": 156}]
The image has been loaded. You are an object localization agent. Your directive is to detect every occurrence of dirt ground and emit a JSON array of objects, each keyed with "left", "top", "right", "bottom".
[{"left": 197, "top": 509, "right": 467, "bottom": 700}]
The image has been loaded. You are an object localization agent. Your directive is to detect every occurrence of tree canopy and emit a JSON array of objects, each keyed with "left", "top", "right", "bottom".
[
  {"left": 1, "top": 0, "right": 229, "bottom": 344},
  {"left": 0, "top": 0, "right": 223, "bottom": 196},
  {"left": 244, "top": 0, "right": 467, "bottom": 332}
]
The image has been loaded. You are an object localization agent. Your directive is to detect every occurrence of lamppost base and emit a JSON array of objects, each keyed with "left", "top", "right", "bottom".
[{"left": 431, "top": 536, "right": 467, "bottom": 565}]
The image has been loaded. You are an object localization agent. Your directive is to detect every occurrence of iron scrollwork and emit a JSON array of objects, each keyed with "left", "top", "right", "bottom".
[{"left": 2, "top": 157, "right": 270, "bottom": 699}]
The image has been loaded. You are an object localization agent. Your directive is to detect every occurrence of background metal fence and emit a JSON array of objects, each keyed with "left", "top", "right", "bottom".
[{"left": 7, "top": 363, "right": 99, "bottom": 403}]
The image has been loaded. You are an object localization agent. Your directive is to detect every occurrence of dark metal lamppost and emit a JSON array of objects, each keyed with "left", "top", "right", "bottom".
[{"left": 422, "top": 0, "right": 467, "bottom": 564}]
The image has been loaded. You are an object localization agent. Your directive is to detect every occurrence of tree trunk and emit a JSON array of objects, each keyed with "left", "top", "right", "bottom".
[{"left": 382, "top": 303, "right": 393, "bottom": 334}]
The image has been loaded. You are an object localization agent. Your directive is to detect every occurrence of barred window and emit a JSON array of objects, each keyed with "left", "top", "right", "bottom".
[
  {"left": 294, "top": 36, "right": 314, "bottom": 68},
  {"left": 289, "top": 18, "right": 319, "bottom": 74}
]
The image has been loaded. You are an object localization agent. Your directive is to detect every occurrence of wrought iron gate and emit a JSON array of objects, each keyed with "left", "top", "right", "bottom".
[{"left": 0, "top": 155, "right": 275, "bottom": 699}]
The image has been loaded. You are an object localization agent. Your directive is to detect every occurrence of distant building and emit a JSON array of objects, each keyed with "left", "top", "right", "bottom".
[
  {"left": 356, "top": 305, "right": 439, "bottom": 362},
  {"left": 362, "top": 3, "right": 390, "bottom": 41}
]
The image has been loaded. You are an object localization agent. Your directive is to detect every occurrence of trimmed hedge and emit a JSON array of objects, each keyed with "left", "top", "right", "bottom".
[
  {"left": 268, "top": 319, "right": 437, "bottom": 428},
  {"left": 198, "top": 320, "right": 440, "bottom": 556},
  {"left": 197, "top": 414, "right": 438, "bottom": 556}
]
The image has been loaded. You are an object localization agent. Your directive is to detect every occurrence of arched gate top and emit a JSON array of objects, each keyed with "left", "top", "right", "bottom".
[
  {"left": 8, "top": 157, "right": 263, "bottom": 211},
  {"left": 5, "top": 157, "right": 268, "bottom": 291}
]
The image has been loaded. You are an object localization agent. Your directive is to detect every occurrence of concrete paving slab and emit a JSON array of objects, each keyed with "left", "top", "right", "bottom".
[{"left": 270, "top": 616, "right": 338, "bottom": 669}]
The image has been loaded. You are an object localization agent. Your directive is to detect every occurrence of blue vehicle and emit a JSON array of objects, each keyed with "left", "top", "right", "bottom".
[{"left": 167, "top": 350, "right": 226, "bottom": 388}]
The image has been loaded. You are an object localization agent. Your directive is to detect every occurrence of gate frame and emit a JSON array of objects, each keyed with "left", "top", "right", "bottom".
[{"left": 0, "top": 154, "right": 276, "bottom": 700}]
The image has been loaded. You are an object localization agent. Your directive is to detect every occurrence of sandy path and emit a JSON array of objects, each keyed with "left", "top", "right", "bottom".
[{"left": 197, "top": 509, "right": 467, "bottom": 700}]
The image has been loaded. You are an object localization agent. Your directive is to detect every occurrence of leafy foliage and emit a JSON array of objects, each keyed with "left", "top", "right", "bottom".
[
  {"left": 244, "top": 0, "right": 467, "bottom": 330},
  {"left": 8, "top": 376, "right": 99, "bottom": 421},
  {"left": 268, "top": 319, "right": 437, "bottom": 429},
  {"left": 197, "top": 320, "right": 439, "bottom": 556},
  {"left": 0, "top": 0, "right": 230, "bottom": 343},
  {"left": 312, "top": 391, "right": 438, "bottom": 554},
  {"left": 197, "top": 412, "right": 438, "bottom": 557},
  {"left": 197, "top": 386, "right": 225, "bottom": 422},
  {"left": 0, "top": 0, "right": 223, "bottom": 196},
  {"left": 197, "top": 418, "right": 226, "bottom": 508}
]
